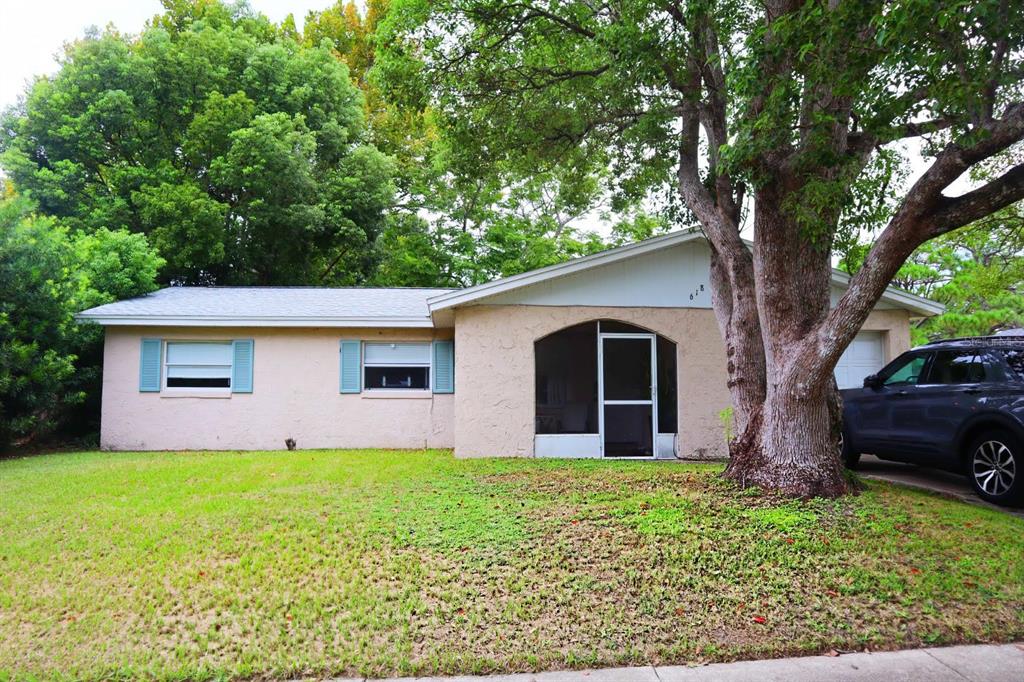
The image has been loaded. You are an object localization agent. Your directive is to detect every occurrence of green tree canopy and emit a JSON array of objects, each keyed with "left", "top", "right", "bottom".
[
  {"left": 0, "top": 0, "right": 394, "bottom": 285},
  {"left": 0, "top": 189, "right": 163, "bottom": 448},
  {"left": 301, "top": 0, "right": 666, "bottom": 287}
]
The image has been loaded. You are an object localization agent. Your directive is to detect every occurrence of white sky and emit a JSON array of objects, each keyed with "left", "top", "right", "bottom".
[{"left": 0, "top": 0, "right": 335, "bottom": 112}]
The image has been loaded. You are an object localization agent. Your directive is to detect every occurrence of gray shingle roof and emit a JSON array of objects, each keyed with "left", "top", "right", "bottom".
[{"left": 77, "top": 287, "right": 458, "bottom": 328}]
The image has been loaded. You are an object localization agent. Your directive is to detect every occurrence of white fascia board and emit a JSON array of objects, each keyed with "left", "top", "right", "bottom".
[
  {"left": 828, "top": 270, "right": 945, "bottom": 317},
  {"left": 74, "top": 314, "right": 435, "bottom": 328},
  {"left": 427, "top": 228, "right": 705, "bottom": 311}
]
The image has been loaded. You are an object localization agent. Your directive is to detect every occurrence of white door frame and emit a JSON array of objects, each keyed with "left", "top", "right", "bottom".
[{"left": 598, "top": 331, "right": 658, "bottom": 458}]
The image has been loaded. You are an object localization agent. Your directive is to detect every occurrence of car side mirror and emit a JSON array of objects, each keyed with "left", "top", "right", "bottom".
[{"left": 863, "top": 374, "right": 882, "bottom": 389}]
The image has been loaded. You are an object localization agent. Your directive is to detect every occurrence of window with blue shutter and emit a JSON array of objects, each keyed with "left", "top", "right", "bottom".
[
  {"left": 363, "top": 342, "right": 431, "bottom": 390},
  {"left": 432, "top": 340, "right": 454, "bottom": 394},
  {"left": 139, "top": 339, "right": 163, "bottom": 392},
  {"left": 231, "top": 339, "right": 254, "bottom": 393},
  {"left": 340, "top": 340, "right": 362, "bottom": 393},
  {"left": 165, "top": 342, "right": 233, "bottom": 389}
]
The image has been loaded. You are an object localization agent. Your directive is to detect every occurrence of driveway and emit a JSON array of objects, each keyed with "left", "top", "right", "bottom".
[{"left": 858, "top": 455, "right": 1024, "bottom": 518}]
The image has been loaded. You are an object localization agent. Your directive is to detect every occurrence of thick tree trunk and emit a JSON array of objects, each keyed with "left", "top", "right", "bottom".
[
  {"left": 724, "top": 368, "right": 848, "bottom": 497},
  {"left": 720, "top": 185, "right": 851, "bottom": 497}
]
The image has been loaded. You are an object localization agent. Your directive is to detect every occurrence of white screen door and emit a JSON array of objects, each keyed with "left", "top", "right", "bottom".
[{"left": 599, "top": 333, "right": 657, "bottom": 457}]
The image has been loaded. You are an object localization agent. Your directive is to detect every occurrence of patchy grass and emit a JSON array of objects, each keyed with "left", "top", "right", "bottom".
[{"left": 0, "top": 449, "right": 1022, "bottom": 681}]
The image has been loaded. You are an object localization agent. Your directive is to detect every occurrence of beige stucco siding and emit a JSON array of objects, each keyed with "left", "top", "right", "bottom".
[
  {"left": 452, "top": 305, "right": 914, "bottom": 460},
  {"left": 862, "top": 309, "right": 913, "bottom": 363},
  {"left": 100, "top": 307, "right": 913, "bottom": 456},
  {"left": 100, "top": 326, "right": 454, "bottom": 451}
]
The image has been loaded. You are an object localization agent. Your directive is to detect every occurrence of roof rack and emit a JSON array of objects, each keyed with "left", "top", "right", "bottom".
[{"left": 924, "top": 335, "right": 1024, "bottom": 346}]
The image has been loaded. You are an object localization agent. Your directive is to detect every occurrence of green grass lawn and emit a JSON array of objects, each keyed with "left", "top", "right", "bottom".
[{"left": 0, "top": 449, "right": 1022, "bottom": 681}]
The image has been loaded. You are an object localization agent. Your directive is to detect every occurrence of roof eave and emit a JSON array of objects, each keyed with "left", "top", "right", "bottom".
[
  {"left": 74, "top": 314, "right": 436, "bottom": 328},
  {"left": 828, "top": 270, "right": 945, "bottom": 317}
]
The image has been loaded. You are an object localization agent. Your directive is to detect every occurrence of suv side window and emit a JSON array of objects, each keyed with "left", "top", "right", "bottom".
[
  {"left": 880, "top": 353, "right": 929, "bottom": 386},
  {"left": 1003, "top": 348, "right": 1024, "bottom": 381},
  {"left": 926, "top": 350, "right": 988, "bottom": 384}
]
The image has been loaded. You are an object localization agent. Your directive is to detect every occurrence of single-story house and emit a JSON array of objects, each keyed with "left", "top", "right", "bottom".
[{"left": 77, "top": 229, "right": 943, "bottom": 458}]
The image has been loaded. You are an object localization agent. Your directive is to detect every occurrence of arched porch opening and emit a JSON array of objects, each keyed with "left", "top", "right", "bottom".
[{"left": 534, "top": 319, "right": 677, "bottom": 458}]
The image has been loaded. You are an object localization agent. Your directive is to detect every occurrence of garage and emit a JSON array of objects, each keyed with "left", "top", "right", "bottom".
[{"left": 835, "top": 332, "right": 886, "bottom": 389}]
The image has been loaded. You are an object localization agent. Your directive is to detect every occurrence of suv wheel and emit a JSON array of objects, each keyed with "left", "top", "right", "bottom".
[
  {"left": 967, "top": 429, "right": 1022, "bottom": 506},
  {"left": 839, "top": 430, "right": 860, "bottom": 469}
]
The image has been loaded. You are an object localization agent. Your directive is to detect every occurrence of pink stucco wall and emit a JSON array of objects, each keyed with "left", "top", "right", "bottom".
[
  {"left": 452, "top": 305, "right": 912, "bottom": 460},
  {"left": 100, "top": 308, "right": 911, "bottom": 455},
  {"left": 100, "top": 326, "right": 454, "bottom": 451}
]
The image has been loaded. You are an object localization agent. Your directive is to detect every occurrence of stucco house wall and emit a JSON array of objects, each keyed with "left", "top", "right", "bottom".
[
  {"left": 452, "top": 305, "right": 913, "bottom": 459},
  {"left": 86, "top": 231, "right": 933, "bottom": 456},
  {"left": 100, "top": 326, "right": 454, "bottom": 451}
]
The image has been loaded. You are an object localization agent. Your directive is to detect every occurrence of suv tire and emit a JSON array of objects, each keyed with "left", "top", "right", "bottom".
[
  {"left": 840, "top": 430, "right": 860, "bottom": 469},
  {"left": 966, "top": 428, "right": 1023, "bottom": 506}
]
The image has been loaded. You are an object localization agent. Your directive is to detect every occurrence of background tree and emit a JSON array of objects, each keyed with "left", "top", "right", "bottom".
[
  {"left": 303, "top": 0, "right": 666, "bottom": 286},
  {"left": 0, "top": 188, "right": 163, "bottom": 449},
  {"left": 0, "top": 0, "right": 394, "bottom": 286},
  {"left": 381, "top": 0, "right": 1024, "bottom": 496}
]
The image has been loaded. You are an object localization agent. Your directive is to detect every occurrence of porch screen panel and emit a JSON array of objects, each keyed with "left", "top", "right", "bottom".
[
  {"left": 535, "top": 322, "right": 598, "bottom": 434},
  {"left": 657, "top": 335, "right": 678, "bottom": 433}
]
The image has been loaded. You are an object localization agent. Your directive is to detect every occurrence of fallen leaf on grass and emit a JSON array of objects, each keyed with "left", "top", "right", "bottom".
[{"left": 753, "top": 616, "right": 766, "bottom": 624}]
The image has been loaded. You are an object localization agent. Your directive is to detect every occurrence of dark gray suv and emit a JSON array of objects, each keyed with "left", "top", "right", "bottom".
[{"left": 840, "top": 336, "right": 1024, "bottom": 506}]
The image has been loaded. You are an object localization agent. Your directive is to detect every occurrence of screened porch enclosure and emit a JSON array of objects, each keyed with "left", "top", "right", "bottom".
[{"left": 534, "top": 320, "right": 677, "bottom": 458}]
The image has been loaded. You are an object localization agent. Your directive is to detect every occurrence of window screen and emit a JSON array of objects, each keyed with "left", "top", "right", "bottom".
[
  {"left": 165, "top": 342, "right": 232, "bottom": 389},
  {"left": 535, "top": 322, "right": 599, "bottom": 434},
  {"left": 363, "top": 342, "right": 431, "bottom": 390}
]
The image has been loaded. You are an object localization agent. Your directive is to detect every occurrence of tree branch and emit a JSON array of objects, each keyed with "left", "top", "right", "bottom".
[
  {"left": 804, "top": 103, "right": 1024, "bottom": 385},
  {"left": 928, "top": 162, "right": 1024, "bottom": 235}
]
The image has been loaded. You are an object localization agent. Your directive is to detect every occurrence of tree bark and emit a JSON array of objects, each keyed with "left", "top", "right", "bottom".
[
  {"left": 706, "top": 238, "right": 767, "bottom": 435},
  {"left": 720, "top": 182, "right": 851, "bottom": 497}
]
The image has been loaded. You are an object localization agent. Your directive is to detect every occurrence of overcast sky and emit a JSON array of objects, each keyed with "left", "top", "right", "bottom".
[{"left": 0, "top": 0, "right": 337, "bottom": 112}]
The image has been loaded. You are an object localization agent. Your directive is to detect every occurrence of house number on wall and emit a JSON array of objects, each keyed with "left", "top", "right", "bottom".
[{"left": 689, "top": 284, "right": 705, "bottom": 301}]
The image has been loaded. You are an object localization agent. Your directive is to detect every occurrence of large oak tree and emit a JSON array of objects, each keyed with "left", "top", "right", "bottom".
[
  {"left": 1, "top": 1, "right": 394, "bottom": 286},
  {"left": 381, "top": 0, "right": 1024, "bottom": 496}
]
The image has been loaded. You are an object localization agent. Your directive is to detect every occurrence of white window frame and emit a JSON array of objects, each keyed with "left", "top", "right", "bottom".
[
  {"left": 362, "top": 341, "right": 432, "bottom": 392},
  {"left": 163, "top": 340, "right": 233, "bottom": 393}
]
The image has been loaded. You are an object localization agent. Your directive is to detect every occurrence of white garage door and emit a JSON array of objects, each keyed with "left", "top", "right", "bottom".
[{"left": 835, "top": 332, "right": 885, "bottom": 389}]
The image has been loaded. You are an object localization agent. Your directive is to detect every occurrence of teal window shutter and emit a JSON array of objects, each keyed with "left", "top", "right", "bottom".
[
  {"left": 340, "top": 340, "right": 362, "bottom": 393},
  {"left": 231, "top": 339, "right": 254, "bottom": 393},
  {"left": 139, "top": 338, "right": 162, "bottom": 392},
  {"left": 432, "top": 340, "right": 454, "bottom": 394}
]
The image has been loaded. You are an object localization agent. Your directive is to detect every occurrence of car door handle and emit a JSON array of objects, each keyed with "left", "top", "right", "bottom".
[
  {"left": 962, "top": 388, "right": 981, "bottom": 395},
  {"left": 896, "top": 390, "right": 909, "bottom": 396}
]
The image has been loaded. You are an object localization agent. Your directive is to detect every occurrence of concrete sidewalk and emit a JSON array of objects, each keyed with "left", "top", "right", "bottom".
[{"left": 332, "top": 643, "right": 1024, "bottom": 682}]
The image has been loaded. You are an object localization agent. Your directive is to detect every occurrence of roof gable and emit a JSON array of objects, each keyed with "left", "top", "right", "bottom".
[{"left": 427, "top": 229, "right": 944, "bottom": 318}]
